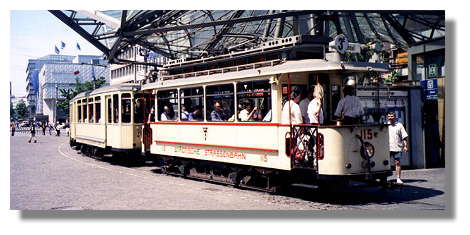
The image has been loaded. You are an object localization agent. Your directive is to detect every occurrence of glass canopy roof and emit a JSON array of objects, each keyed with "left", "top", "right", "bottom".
[{"left": 49, "top": 10, "right": 445, "bottom": 62}]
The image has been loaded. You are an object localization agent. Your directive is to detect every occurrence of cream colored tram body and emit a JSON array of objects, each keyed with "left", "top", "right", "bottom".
[
  {"left": 142, "top": 35, "right": 393, "bottom": 190},
  {"left": 69, "top": 83, "right": 145, "bottom": 159}
]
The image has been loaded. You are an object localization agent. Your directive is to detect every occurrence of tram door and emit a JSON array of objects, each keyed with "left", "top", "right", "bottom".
[{"left": 142, "top": 94, "right": 155, "bottom": 153}]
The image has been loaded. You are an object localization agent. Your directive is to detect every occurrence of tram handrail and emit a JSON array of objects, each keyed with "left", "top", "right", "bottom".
[{"left": 160, "top": 59, "right": 284, "bottom": 81}]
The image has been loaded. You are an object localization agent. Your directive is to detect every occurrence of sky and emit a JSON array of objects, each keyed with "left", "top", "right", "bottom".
[{"left": 9, "top": 10, "right": 102, "bottom": 97}]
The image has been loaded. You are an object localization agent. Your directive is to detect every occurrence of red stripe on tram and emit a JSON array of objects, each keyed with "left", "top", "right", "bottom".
[
  {"left": 145, "top": 122, "right": 319, "bottom": 127},
  {"left": 154, "top": 140, "right": 279, "bottom": 152}
]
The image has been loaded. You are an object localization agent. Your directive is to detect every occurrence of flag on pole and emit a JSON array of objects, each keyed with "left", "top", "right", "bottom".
[
  {"left": 76, "top": 42, "right": 81, "bottom": 51},
  {"left": 54, "top": 46, "right": 60, "bottom": 54},
  {"left": 60, "top": 41, "right": 66, "bottom": 49}
]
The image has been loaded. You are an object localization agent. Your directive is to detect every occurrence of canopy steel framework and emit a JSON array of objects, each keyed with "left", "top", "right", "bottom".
[{"left": 49, "top": 10, "right": 445, "bottom": 64}]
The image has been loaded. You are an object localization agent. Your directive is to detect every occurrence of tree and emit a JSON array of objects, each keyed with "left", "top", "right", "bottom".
[
  {"left": 15, "top": 102, "right": 28, "bottom": 119},
  {"left": 57, "top": 77, "right": 107, "bottom": 117},
  {"left": 10, "top": 102, "right": 15, "bottom": 120}
]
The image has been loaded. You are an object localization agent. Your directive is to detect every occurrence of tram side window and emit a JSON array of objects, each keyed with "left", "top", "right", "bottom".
[
  {"left": 113, "top": 94, "right": 119, "bottom": 123},
  {"left": 157, "top": 89, "right": 178, "bottom": 121},
  {"left": 121, "top": 93, "right": 132, "bottom": 123},
  {"left": 77, "top": 100, "right": 82, "bottom": 122},
  {"left": 180, "top": 87, "right": 204, "bottom": 121},
  {"left": 237, "top": 80, "right": 272, "bottom": 122},
  {"left": 95, "top": 97, "right": 101, "bottom": 124},
  {"left": 83, "top": 99, "right": 88, "bottom": 122},
  {"left": 206, "top": 84, "right": 234, "bottom": 122},
  {"left": 88, "top": 98, "right": 94, "bottom": 123},
  {"left": 107, "top": 98, "right": 112, "bottom": 123}
]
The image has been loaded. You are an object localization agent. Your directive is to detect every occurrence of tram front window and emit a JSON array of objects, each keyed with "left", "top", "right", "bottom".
[
  {"left": 237, "top": 80, "right": 271, "bottom": 122},
  {"left": 180, "top": 87, "right": 204, "bottom": 121},
  {"left": 121, "top": 93, "right": 132, "bottom": 123},
  {"left": 206, "top": 84, "right": 234, "bottom": 122}
]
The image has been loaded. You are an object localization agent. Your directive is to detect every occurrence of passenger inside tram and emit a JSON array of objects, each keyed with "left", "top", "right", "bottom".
[
  {"left": 210, "top": 101, "right": 229, "bottom": 121},
  {"left": 238, "top": 100, "right": 258, "bottom": 122},
  {"left": 281, "top": 86, "right": 303, "bottom": 124},
  {"left": 334, "top": 85, "right": 364, "bottom": 125},
  {"left": 189, "top": 105, "right": 203, "bottom": 121},
  {"left": 307, "top": 84, "right": 324, "bottom": 124},
  {"left": 161, "top": 105, "right": 175, "bottom": 121},
  {"left": 299, "top": 87, "right": 313, "bottom": 123},
  {"left": 147, "top": 106, "right": 155, "bottom": 122}
]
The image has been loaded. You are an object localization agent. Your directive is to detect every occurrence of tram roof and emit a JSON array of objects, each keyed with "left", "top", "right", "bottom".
[
  {"left": 50, "top": 10, "right": 445, "bottom": 64},
  {"left": 141, "top": 59, "right": 389, "bottom": 90},
  {"left": 71, "top": 83, "right": 140, "bottom": 102}
]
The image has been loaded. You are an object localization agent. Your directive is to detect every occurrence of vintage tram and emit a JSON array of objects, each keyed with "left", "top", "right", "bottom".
[
  {"left": 70, "top": 35, "right": 392, "bottom": 191},
  {"left": 69, "top": 83, "right": 153, "bottom": 161}
]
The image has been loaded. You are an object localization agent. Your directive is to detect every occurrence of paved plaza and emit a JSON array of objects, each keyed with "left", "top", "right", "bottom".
[{"left": 10, "top": 134, "right": 446, "bottom": 211}]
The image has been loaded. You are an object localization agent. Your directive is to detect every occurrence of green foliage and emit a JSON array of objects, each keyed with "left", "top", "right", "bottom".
[
  {"left": 57, "top": 77, "right": 106, "bottom": 116},
  {"left": 15, "top": 102, "right": 28, "bottom": 119},
  {"left": 10, "top": 102, "right": 15, "bottom": 120}
]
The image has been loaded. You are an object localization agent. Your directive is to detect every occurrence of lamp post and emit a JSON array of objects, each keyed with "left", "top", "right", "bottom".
[{"left": 55, "top": 85, "right": 58, "bottom": 124}]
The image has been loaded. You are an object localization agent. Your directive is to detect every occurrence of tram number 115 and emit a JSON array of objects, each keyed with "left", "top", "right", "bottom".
[{"left": 360, "top": 128, "right": 373, "bottom": 140}]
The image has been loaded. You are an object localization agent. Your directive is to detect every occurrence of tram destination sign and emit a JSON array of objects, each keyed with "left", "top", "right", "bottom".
[{"left": 421, "top": 79, "right": 438, "bottom": 100}]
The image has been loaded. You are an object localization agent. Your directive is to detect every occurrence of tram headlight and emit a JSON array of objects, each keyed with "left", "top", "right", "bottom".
[
  {"left": 345, "top": 163, "right": 352, "bottom": 169},
  {"left": 383, "top": 160, "right": 389, "bottom": 166},
  {"left": 360, "top": 142, "right": 375, "bottom": 160}
]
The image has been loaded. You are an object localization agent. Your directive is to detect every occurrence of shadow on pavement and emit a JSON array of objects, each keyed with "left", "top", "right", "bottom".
[{"left": 285, "top": 183, "right": 444, "bottom": 206}]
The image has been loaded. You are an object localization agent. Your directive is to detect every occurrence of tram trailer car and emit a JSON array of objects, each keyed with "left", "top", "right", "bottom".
[
  {"left": 69, "top": 83, "right": 150, "bottom": 161},
  {"left": 141, "top": 35, "right": 393, "bottom": 191}
]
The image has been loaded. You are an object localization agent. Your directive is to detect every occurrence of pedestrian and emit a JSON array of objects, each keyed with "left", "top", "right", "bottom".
[
  {"left": 387, "top": 112, "right": 408, "bottom": 184},
  {"left": 334, "top": 85, "right": 364, "bottom": 125},
  {"left": 48, "top": 122, "right": 53, "bottom": 135},
  {"left": 55, "top": 122, "right": 61, "bottom": 136},
  {"left": 28, "top": 121, "right": 37, "bottom": 143},
  {"left": 42, "top": 122, "right": 46, "bottom": 135},
  {"left": 11, "top": 121, "right": 16, "bottom": 136}
]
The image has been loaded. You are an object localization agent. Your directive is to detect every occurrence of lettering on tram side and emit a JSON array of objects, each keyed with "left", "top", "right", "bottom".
[
  {"left": 204, "top": 149, "right": 247, "bottom": 160},
  {"left": 165, "top": 145, "right": 248, "bottom": 160}
]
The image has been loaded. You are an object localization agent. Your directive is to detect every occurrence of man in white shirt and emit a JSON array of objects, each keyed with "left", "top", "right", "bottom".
[
  {"left": 307, "top": 84, "right": 324, "bottom": 124},
  {"left": 281, "top": 88, "right": 303, "bottom": 124},
  {"left": 299, "top": 88, "right": 313, "bottom": 123},
  {"left": 334, "top": 86, "right": 364, "bottom": 124},
  {"left": 388, "top": 112, "right": 408, "bottom": 184}
]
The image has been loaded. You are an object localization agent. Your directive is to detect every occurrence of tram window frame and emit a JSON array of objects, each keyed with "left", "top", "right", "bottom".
[
  {"left": 236, "top": 80, "right": 272, "bottom": 122},
  {"left": 157, "top": 89, "right": 178, "bottom": 121},
  {"left": 180, "top": 87, "right": 204, "bottom": 122},
  {"left": 77, "top": 100, "right": 82, "bottom": 122},
  {"left": 95, "top": 96, "right": 101, "bottom": 124},
  {"left": 82, "top": 99, "right": 88, "bottom": 122},
  {"left": 121, "top": 93, "right": 132, "bottom": 123},
  {"left": 107, "top": 97, "right": 112, "bottom": 124},
  {"left": 113, "top": 94, "right": 119, "bottom": 123},
  {"left": 206, "top": 83, "right": 235, "bottom": 122},
  {"left": 88, "top": 98, "right": 94, "bottom": 123}
]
